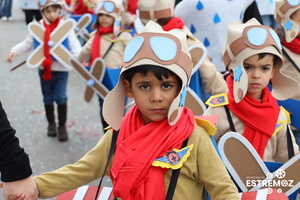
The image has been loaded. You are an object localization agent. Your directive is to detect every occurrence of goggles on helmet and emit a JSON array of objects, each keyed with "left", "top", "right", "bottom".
[
  {"left": 122, "top": 32, "right": 191, "bottom": 79},
  {"left": 95, "top": 1, "right": 120, "bottom": 14},
  {"left": 223, "top": 25, "right": 282, "bottom": 67}
]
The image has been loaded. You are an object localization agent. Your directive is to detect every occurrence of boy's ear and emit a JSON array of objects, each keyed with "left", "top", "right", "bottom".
[{"left": 123, "top": 80, "right": 134, "bottom": 98}]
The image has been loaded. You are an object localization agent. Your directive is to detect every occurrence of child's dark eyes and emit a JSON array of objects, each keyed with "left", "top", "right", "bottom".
[
  {"left": 162, "top": 84, "right": 172, "bottom": 89},
  {"left": 262, "top": 67, "right": 270, "bottom": 71},
  {"left": 244, "top": 66, "right": 270, "bottom": 71},
  {"left": 140, "top": 85, "right": 150, "bottom": 90},
  {"left": 244, "top": 65, "right": 251, "bottom": 70}
]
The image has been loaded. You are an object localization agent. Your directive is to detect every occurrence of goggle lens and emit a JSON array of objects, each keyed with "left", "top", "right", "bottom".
[
  {"left": 96, "top": 1, "right": 115, "bottom": 13},
  {"left": 124, "top": 36, "right": 178, "bottom": 63},
  {"left": 247, "top": 27, "right": 268, "bottom": 46},
  {"left": 124, "top": 36, "right": 144, "bottom": 63},
  {"left": 287, "top": 0, "right": 300, "bottom": 6},
  {"left": 40, "top": 0, "right": 58, "bottom": 6},
  {"left": 269, "top": 29, "right": 282, "bottom": 50},
  {"left": 104, "top": 2, "right": 114, "bottom": 12},
  {"left": 96, "top": 2, "right": 103, "bottom": 11},
  {"left": 246, "top": 27, "right": 282, "bottom": 50},
  {"left": 150, "top": 37, "right": 177, "bottom": 61}
]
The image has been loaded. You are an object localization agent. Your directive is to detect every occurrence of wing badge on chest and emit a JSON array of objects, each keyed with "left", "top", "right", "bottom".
[{"left": 152, "top": 144, "right": 194, "bottom": 169}]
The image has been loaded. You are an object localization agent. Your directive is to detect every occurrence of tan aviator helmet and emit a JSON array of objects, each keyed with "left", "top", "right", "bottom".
[
  {"left": 38, "top": 0, "right": 63, "bottom": 11},
  {"left": 275, "top": 0, "right": 300, "bottom": 43},
  {"left": 223, "top": 18, "right": 298, "bottom": 102},
  {"left": 138, "top": 0, "right": 175, "bottom": 24},
  {"left": 103, "top": 21, "right": 193, "bottom": 130},
  {"left": 94, "top": 0, "right": 124, "bottom": 35}
]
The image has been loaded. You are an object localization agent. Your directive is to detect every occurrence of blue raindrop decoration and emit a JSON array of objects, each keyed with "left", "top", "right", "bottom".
[
  {"left": 197, "top": 1, "right": 204, "bottom": 10},
  {"left": 269, "top": 0, "right": 274, "bottom": 4},
  {"left": 203, "top": 37, "right": 210, "bottom": 47},
  {"left": 190, "top": 24, "right": 196, "bottom": 34},
  {"left": 213, "top": 13, "right": 221, "bottom": 23}
]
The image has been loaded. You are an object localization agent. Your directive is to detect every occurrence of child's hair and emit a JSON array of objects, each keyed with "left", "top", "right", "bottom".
[
  {"left": 92, "top": 13, "right": 115, "bottom": 30},
  {"left": 257, "top": 53, "right": 280, "bottom": 67},
  {"left": 156, "top": 17, "right": 172, "bottom": 26},
  {"left": 122, "top": 65, "right": 182, "bottom": 88}
]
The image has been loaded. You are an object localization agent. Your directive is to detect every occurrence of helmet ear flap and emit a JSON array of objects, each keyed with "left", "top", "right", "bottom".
[{"left": 228, "top": 64, "right": 248, "bottom": 103}]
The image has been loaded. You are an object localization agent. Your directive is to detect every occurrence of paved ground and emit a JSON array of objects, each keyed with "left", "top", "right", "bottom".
[{"left": 0, "top": 3, "right": 112, "bottom": 200}]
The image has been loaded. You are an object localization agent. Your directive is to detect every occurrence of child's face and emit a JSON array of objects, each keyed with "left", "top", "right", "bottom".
[
  {"left": 123, "top": 71, "right": 181, "bottom": 125},
  {"left": 243, "top": 54, "right": 275, "bottom": 100},
  {"left": 42, "top": 6, "right": 61, "bottom": 22},
  {"left": 291, "top": 8, "right": 300, "bottom": 38},
  {"left": 98, "top": 14, "right": 114, "bottom": 28}
]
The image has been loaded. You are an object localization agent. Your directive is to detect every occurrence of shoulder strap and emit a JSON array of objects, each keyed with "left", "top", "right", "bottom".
[
  {"left": 224, "top": 105, "right": 236, "bottom": 132},
  {"left": 286, "top": 126, "right": 295, "bottom": 159},
  {"left": 165, "top": 138, "right": 189, "bottom": 200},
  {"left": 282, "top": 48, "right": 300, "bottom": 74},
  {"left": 102, "top": 31, "right": 123, "bottom": 59},
  {"left": 95, "top": 129, "right": 119, "bottom": 200}
]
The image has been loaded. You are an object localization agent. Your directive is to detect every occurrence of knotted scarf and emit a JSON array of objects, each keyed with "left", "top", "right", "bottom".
[
  {"left": 110, "top": 105, "right": 195, "bottom": 200},
  {"left": 162, "top": 17, "right": 185, "bottom": 31},
  {"left": 89, "top": 25, "right": 114, "bottom": 66},
  {"left": 42, "top": 17, "right": 60, "bottom": 81},
  {"left": 282, "top": 37, "right": 300, "bottom": 55},
  {"left": 226, "top": 76, "right": 280, "bottom": 159}
]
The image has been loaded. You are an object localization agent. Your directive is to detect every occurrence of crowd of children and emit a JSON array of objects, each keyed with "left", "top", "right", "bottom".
[{"left": 1, "top": 0, "right": 300, "bottom": 199}]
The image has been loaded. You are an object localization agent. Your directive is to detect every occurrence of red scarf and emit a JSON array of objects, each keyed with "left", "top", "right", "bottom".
[
  {"left": 163, "top": 17, "right": 185, "bottom": 31},
  {"left": 110, "top": 106, "right": 195, "bottom": 200},
  {"left": 42, "top": 17, "right": 60, "bottom": 81},
  {"left": 89, "top": 25, "right": 114, "bottom": 66},
  {"left": 282, "top": 37, "right": 300, "bottom": 54},
  {"left": 226, "top": 76, "right": 280, "bottom": 159}
]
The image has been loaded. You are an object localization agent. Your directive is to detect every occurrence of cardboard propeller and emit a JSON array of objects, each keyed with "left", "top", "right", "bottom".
[
  {"left": 74, "top": 13, "right": 93, "bottom": 41},
  {"left": 27, "top": 18, "right": 76, "bottom": 70},
  {"left": 218, "top": 132, "right": 300, "bottom": 197},
  {"left": 70, "top": 57, "right": 109, "bottom": 101}
]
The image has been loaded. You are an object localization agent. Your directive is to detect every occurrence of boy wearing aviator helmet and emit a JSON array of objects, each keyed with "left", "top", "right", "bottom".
[
  {"left": 203, "top": 18, "right": 299, "bottom": 163},
  {"left": 77, "top": 0, "right": 132, "bottom": 129},
  {"left": 33, "top": 21, "right": 240, "bottom": 200},
  {"left": 6, "top": 0, "right": 82, "bottom": 141},
  {"left": 274, "top": 0, "right": 300, "bottom": 149}
]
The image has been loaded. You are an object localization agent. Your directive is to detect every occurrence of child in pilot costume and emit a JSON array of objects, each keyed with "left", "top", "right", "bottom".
[
  {"left": 6, "top": 0, "right": 82, "bottom": 141},
  {"left": 77, "top": 0, "right": 132, "bottom": 129},
  {"left": 138, "top": 0, "right": 228, "bottom": 105},
  {"left": 274, "top": 0, "right": 300, "bottom": 149},
  {"left": 33, "top": 21, "right": 240, "bottom": 200},
  {"left": 203, "top": 18, "right": 299, "bottom": 163}
]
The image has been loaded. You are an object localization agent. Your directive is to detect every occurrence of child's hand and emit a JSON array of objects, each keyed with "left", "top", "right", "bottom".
[
  {"left": 6, "top": 53, "right": 16, "bottom": 63},
  {"left": 2, "top": 176, "right": 38, "bottom": 200},
  {"left": 6, "top": 193, "right": 26, "bottom": 200}
]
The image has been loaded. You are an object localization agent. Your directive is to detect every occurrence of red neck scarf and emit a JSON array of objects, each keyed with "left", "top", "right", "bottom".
[
  {"left": 282, "top": 37, "right": 300, "bottom": 54},
  {"left": 163, "top": 17, "right": 185, "bottom": 31},
  {"left": 110, "top": 106, "right": 195, "bottom": 200},
  {"left": 89, "top": 25, "right": 114, "bottom": 65},
  {"left": 42, "top": 17, "right": 60, "bottom": 81},
  {"left": 226, "top": 76, "right": 280, "bottom": 159}
]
